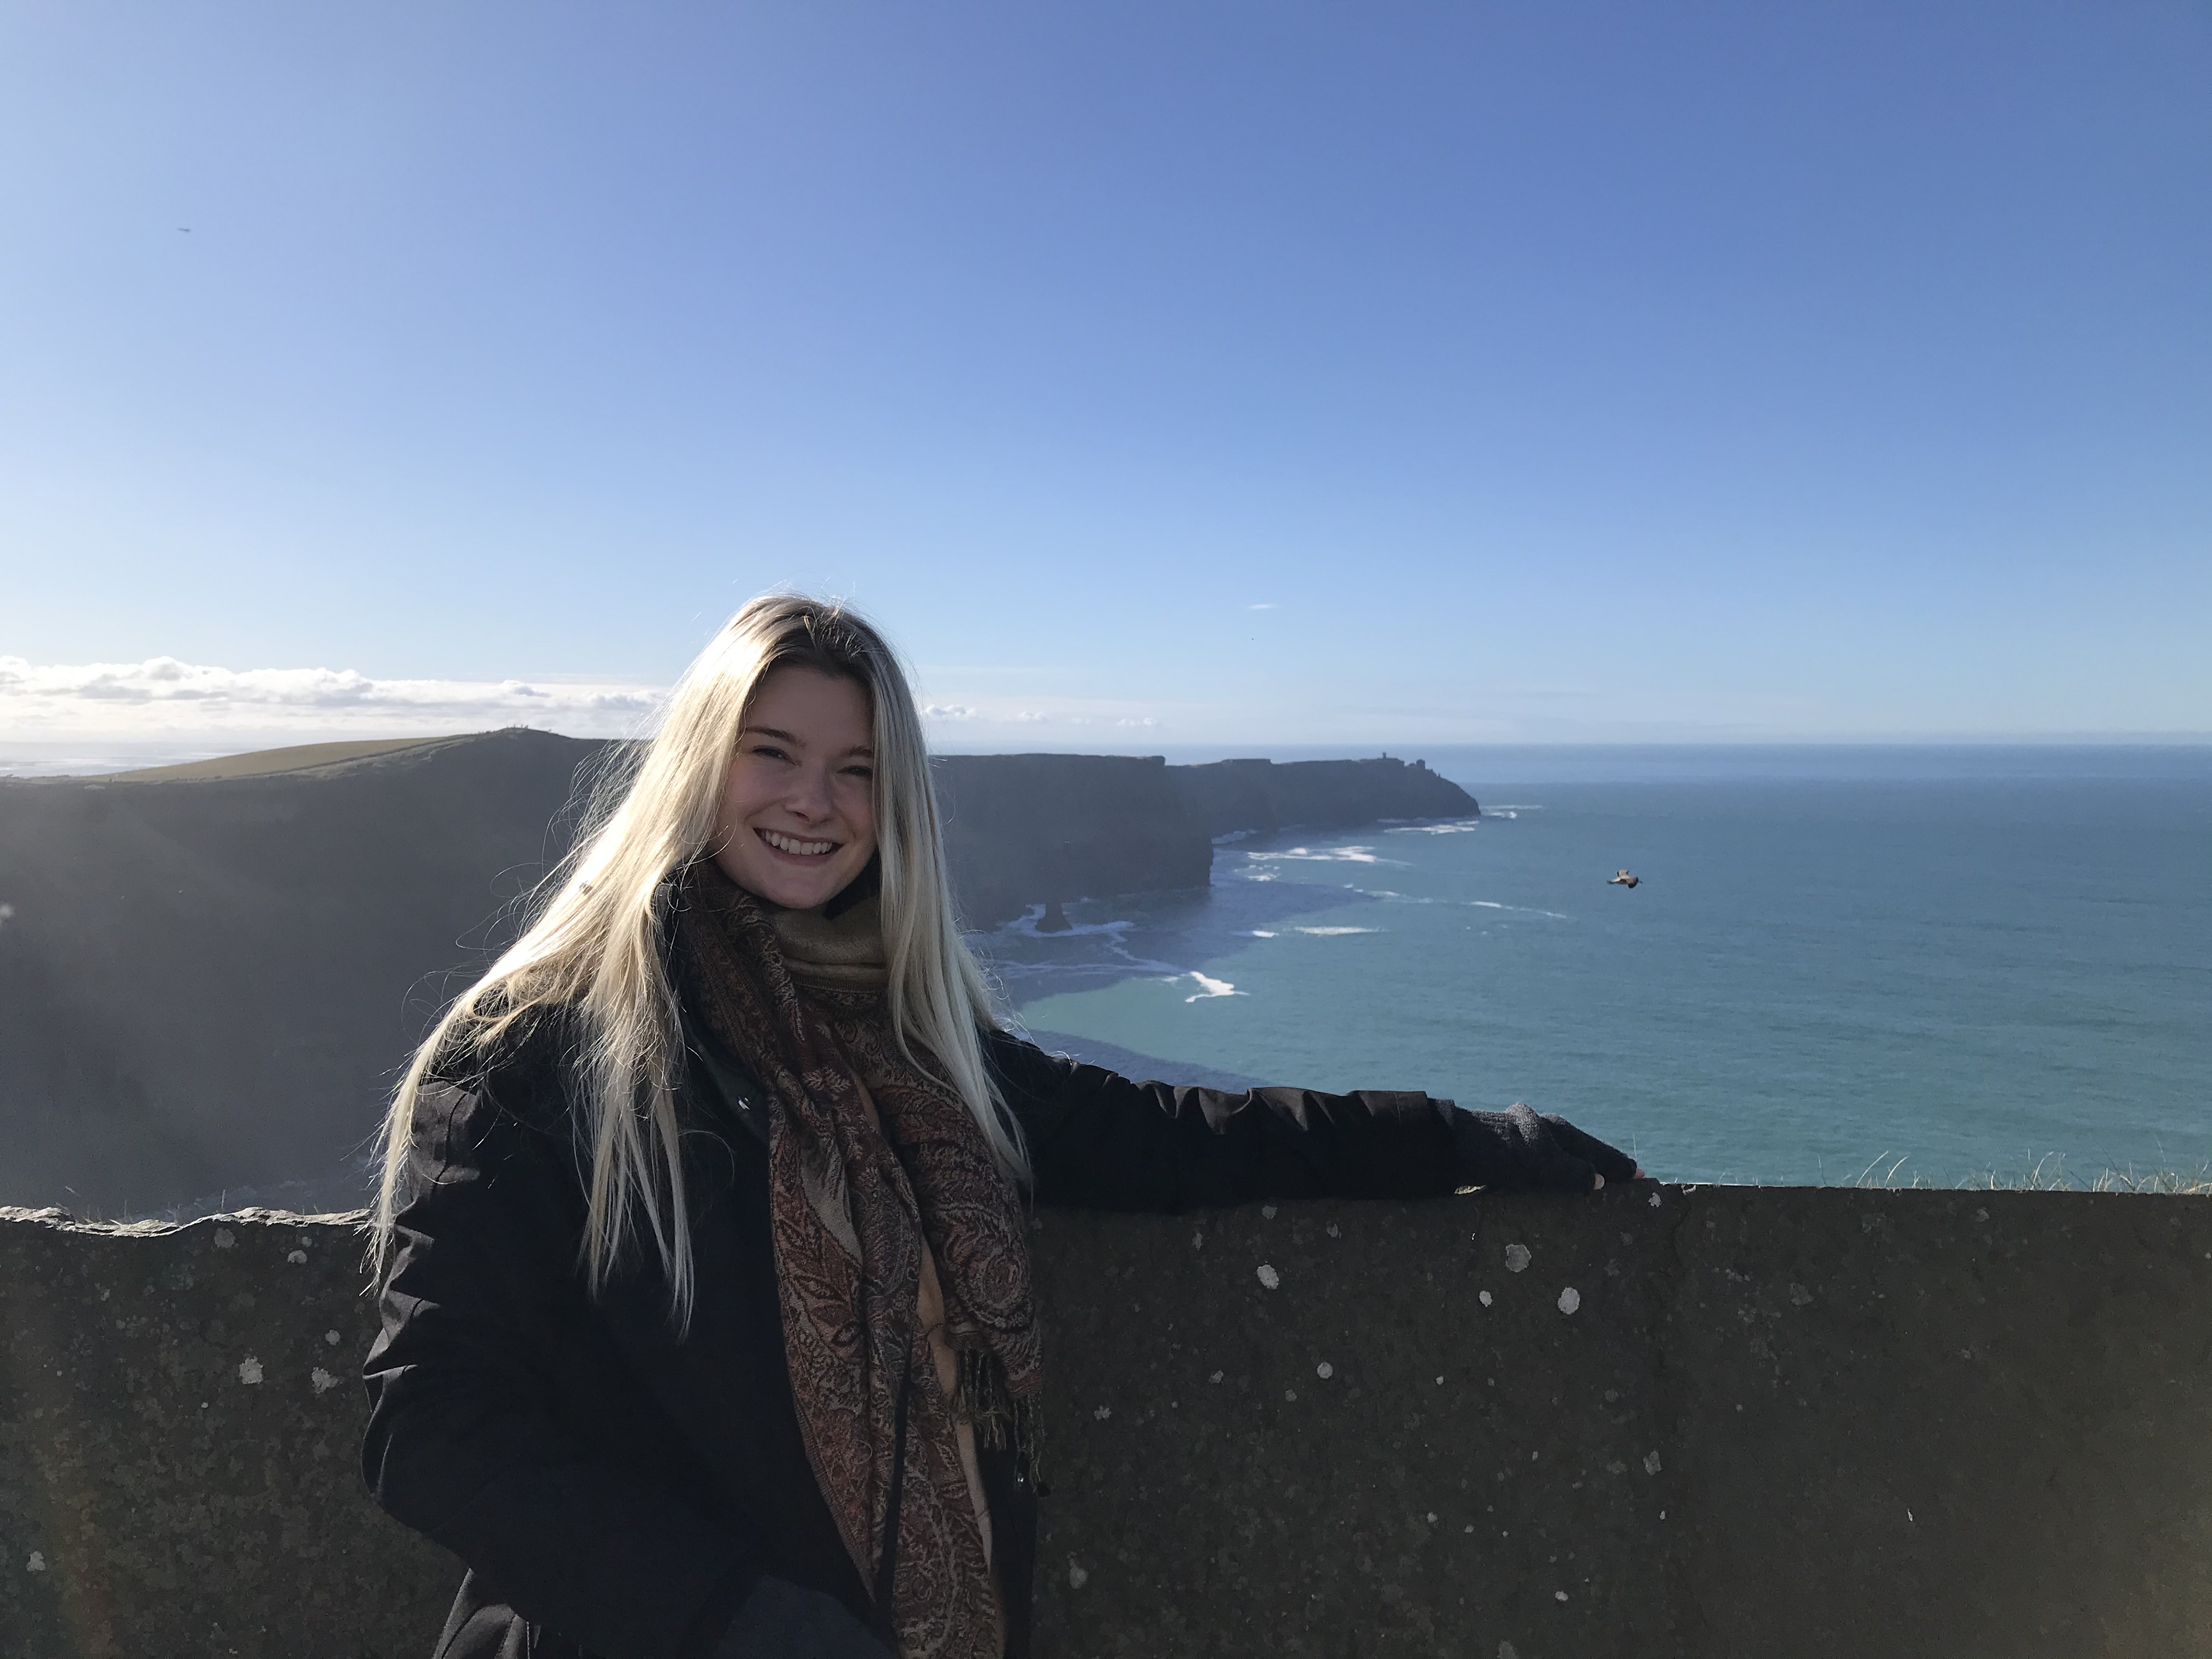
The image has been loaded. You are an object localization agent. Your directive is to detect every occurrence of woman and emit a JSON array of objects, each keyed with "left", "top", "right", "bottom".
[{"left": 363, "top": 595, "right": 1640, "bottom": 1659}]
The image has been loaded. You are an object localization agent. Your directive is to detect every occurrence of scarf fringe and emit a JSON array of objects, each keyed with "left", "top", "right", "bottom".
[{"left": 954, "top": 1345, "right": 1044, "bottom": 1487}]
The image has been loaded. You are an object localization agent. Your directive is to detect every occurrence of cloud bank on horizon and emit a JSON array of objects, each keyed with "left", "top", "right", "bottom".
[
  {"left": 0, "top": 656, "right": 1177, "bottom": 747},
  {"left": 9, "top": 653, "right": 2208, "bottom": 764},
  {"left": 0, "top": 655, "right": 664, "bottom": 739}
]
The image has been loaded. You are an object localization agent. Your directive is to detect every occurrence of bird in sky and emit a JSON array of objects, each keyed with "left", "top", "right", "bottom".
[{"left": 1608, "top": 870, "right": 1640, "bottom": 889}]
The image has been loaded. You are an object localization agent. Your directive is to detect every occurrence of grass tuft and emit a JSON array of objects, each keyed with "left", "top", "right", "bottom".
[{"left": 1849, "top": 1150, "right": 2212, "bottom": 1195}]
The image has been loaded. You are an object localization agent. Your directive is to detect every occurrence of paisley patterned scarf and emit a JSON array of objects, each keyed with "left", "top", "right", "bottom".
[{"left": 674, "top": 861, "right": 1038, "bottom": 1659}]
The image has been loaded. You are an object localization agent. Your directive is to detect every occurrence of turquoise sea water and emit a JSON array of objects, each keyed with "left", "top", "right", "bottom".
[{"left": 983, "top": 747, "right": 2212, "bottom": 1188}]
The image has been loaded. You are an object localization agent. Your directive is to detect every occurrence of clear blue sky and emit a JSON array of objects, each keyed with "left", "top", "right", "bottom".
[{"left": 4, "top": 1, "right": 2207, "bottom": 748}]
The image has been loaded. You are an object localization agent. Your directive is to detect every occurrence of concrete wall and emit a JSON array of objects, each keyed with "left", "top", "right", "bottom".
[{"left": 10, "top": 1184, "right": 2205, "bottom": 1658}]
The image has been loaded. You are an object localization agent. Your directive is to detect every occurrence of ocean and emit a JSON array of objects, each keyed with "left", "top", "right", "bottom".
[{"left": 981, "top": 746, "right": 2212, "bottom": 1188}]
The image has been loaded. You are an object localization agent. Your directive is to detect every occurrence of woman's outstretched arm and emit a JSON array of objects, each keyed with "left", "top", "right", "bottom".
[{"left": 987, "top": 1032, "right": 1638, "bottom": 1212}]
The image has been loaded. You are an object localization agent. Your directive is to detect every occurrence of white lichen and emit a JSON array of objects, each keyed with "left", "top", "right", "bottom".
[
  {"left": 1504, "top": 1244, "right": 1532, "bottom": 1273},
  {"left": 1256, "top": 1263, "right": 1280, "bottom": 1290},
  {"left": 1316, "top": 1362, "right": 1333, "bottom": 1379},
  {"left": 1557, "top": 1287, "right": 1581, "bottom": 1315},
  {"left": 311, "top": 1368, "right": 339, "bottom": 1395},
  {"left": 27, "top": 1551, "right": 47, "bottom": 1572},
  {"left": 238, "top": 1356, "right": 263, "bottom": 1385},
  {"left": 1479, "top": 1290, "right": 1493, "bottom": 1307},
  {"left": 1644, "top": 1450, "right": 1663, "bottom": 1475}
]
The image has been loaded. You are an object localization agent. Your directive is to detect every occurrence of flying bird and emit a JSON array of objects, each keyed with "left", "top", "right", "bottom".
[{"left": 1608, "top": 870, "right": 1640, "bottom": 889}]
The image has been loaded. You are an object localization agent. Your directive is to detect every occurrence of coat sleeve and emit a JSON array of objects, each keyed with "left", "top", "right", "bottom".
[
  {"left": 987, "top": 1032, "right": 1466, "bottom": 1211},
  {"left": 360, "top": 1077, "right": 759, "bottom": 1659}
]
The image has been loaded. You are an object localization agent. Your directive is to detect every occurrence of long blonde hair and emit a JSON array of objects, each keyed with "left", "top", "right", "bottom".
[{"left": 370, "top": 595, "right": 1019, "bottom": 1323}]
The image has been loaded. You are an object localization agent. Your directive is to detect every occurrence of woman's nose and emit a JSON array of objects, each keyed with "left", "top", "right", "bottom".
[{"left": 786, "top": 765, "right": 836, "bottom": 820}]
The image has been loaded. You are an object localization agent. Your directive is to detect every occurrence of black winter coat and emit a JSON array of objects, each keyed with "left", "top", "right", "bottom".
[{"left": 361, "top": 1014, "right": 1513, "bottom": 1659}]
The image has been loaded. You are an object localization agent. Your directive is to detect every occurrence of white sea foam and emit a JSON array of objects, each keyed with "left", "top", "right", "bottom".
[
  {"left": 1249, "top": 929, "right": 1278, "bottom": 938},
  {"left": 1385, "top": 820, "right": 1482, "bottom": 835},
  {"left": 1177, "top": 972, "right": 1242, "bottom": 1003},
  {"left": 1243, "top": 845, "right": 1405, "bottom": 867},
  {"left": 1294, "top": 926, "right": 1379, "bottom": 936},
  {"left": 997, "top": 907, "right": 1138, "bottom": 941},
  {"left": 1466, "top": 900, "right": 1572, "bottom": 919}
]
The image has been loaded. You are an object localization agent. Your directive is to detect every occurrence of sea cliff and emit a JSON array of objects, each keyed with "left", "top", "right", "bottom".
[{"left": 0, "top": 731, "right": 1475, "bottom": 1216}]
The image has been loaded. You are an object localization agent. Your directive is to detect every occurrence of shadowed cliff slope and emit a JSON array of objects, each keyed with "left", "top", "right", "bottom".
[{"left": 0, "top": 732, "right": 1473, "bottom": 1215}]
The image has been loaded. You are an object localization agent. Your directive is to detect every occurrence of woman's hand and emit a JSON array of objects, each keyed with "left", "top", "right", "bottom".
[{"left": 1450, "top": 1103, "right": 1641, "bottom": 1193}]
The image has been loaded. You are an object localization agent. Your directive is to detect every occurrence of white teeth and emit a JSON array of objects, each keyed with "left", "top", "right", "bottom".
[{"left": 761, "top": 828, "right": 834, "bottom": 857}]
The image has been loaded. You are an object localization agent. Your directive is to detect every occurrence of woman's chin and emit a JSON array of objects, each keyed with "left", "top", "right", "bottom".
[{"left": 714, "top": 849, "right": 851, "bottom": 912}]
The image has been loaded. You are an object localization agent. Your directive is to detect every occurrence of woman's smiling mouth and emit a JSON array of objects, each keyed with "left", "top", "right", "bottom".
[{"left": 757, "top": 827, "right": 839, "bottom": 858}]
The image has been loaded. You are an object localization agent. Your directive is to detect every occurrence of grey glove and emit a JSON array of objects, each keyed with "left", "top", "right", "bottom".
[
  {"left": 1451, "top": 1103, "right": 1638, "bottom": 1192},
  {"left": 713, "top": 1575, "right": 891, "bottom": 1659}
]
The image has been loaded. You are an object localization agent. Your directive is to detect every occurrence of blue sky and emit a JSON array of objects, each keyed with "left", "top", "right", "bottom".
[{"left": 3, "top": 0, "right": 2207, "bottom": 752}]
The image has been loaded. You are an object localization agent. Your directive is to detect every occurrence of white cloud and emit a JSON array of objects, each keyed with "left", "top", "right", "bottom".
[
  {"left": 0, "top": 658, "right": 1194, "bottom": 752},
  {"left": 1248, "top": 602, "right": 1277, "bottom": 610},
  {"left": 0, "top": 656, "right": 665, "bottom": 738}
]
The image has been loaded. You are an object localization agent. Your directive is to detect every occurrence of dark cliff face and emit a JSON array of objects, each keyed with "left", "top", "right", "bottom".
[
  {"left": 0, "top": 731, "right": 602, "bottom": 1217},
  {"left": 1172, "top": 755, "right": 1476, "bottom": 839},
  {"left": 932, "top": 753, "right": 1211, "bottom": 931},
  {"left": 0, "top": 732, "right": 1475, "bottom": 1215}
]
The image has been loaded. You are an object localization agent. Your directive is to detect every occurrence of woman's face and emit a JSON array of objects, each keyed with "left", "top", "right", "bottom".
[{"left": 710, "top": 665, "right": 878, "bottom": 910}]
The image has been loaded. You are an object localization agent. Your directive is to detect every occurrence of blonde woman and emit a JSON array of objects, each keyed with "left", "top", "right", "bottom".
[{"left": 362, "top": 595, "right": 1640, "bottom": 1659}]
